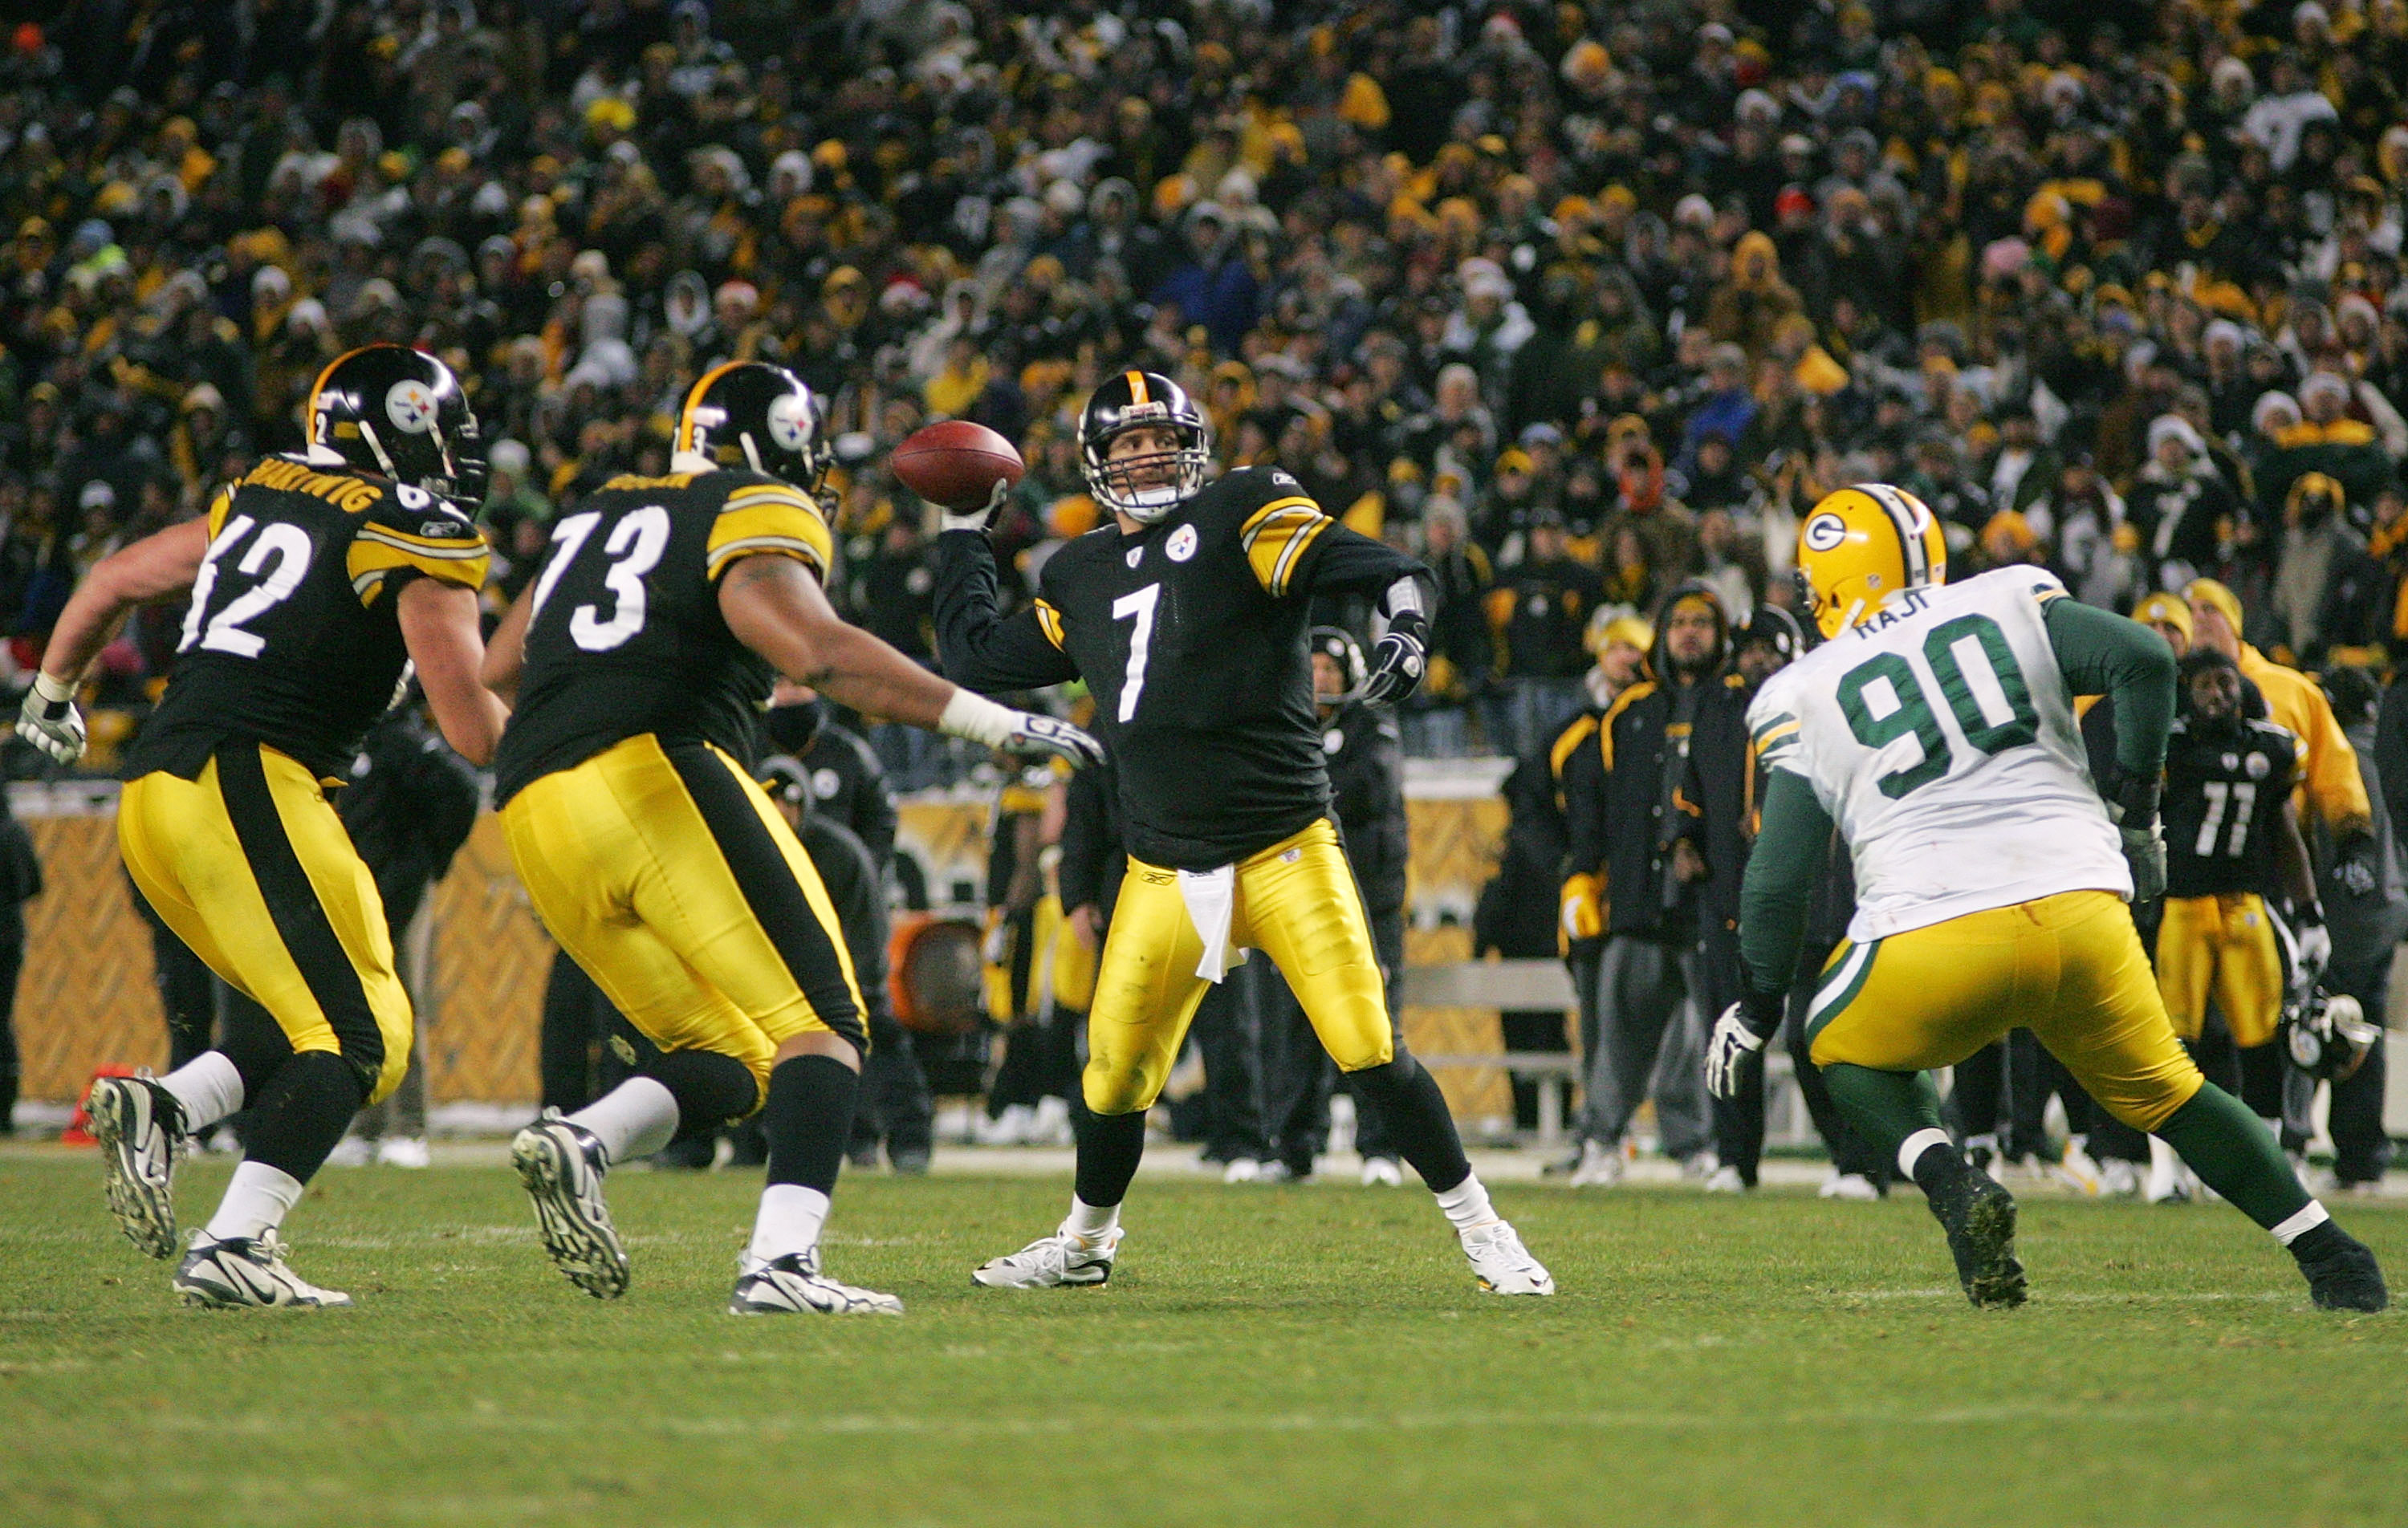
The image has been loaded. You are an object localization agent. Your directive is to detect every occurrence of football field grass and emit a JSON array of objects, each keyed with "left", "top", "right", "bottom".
[{"left": 2, "top": 1150, "right": 2401, "bottom": 1528}]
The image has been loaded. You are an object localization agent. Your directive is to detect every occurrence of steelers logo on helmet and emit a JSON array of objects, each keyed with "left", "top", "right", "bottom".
[
  {"left": 385, "top": 380, "right": 439, "bottom": 434},
  {"left": 765, "top": 389, "right": 814, "bottom": 453},
  {"left": 1803, "top": 512, "right": 1849, "bottom": 553}
]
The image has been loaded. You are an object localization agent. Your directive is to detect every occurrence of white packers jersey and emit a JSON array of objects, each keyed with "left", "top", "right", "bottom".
[{"left": 1749, "top": 567, "right": 2129, "bottom": 943}]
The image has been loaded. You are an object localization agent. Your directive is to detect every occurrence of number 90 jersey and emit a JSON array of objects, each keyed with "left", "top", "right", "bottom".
[
  {"left": 492, "top": 469, "right": 833, "bottom": 807},
  {"left": 1748, "top": 567, "right": 2130, "bottom": 944},
  {"left": 126, "top": 456, "right": 490, "bottom": 783}
]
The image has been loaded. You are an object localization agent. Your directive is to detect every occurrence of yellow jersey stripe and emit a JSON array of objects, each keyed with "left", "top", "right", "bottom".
[
  {"left": 1266, "top": 514, "right": 1332, "bottom": 597},
  {"left": 344, "top": 538, "right": 490, "bottom": 602},
  {"left": 205, "top": 488, "right": 233, "bottom": 541},
  {"left": 706, "top": 501, "right": 833, "bottom": 579},
  {"left": 355, "top": 523, "right": 487, "bottom": 558},
  {"left": 1239, "top": 495, "right": 1321, "bottom": 549},
  {"left": 1034, "top": 598, "right": 1067, "bottom": 651}
]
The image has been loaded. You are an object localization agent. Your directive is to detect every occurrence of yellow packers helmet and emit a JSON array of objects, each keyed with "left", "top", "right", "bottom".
[{"left": 1795, "top": 483, "right": 1946, "bottom": 638}]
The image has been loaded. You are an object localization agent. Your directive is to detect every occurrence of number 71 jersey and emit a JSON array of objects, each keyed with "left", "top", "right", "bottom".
[{"left": 1748, "top": 567, "right": 2130, "bottom": 943}]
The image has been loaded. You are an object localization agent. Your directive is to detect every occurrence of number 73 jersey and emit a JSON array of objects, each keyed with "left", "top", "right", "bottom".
[
  {"left": 1748, "top": 567, "right": 2130, "bottom": 944},
  {"left": 126, "top": 456, "right": 490, "bottom": 784},
  {"left": 491, "top": 469, "right": 833, "bottom": 807}
]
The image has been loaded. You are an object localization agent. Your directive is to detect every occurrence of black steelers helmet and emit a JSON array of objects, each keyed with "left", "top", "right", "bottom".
[
  {"left": 1080, "top": 368, "right": 1210, "bottom": 523},
  {"left": 1308, "top": 625, "right": 1367, "bottom": 697},
  {"left": 676, "top": 360, "right": 832, "bottom": 490},
  {"left": 1738, "top": 603, "right": 1804, "bottom": 663},
  {"left": 305, "top": 344, "right": 484, "bottom": 510}
]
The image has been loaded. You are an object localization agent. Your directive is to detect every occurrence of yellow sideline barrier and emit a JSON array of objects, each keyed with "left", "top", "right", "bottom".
[{"left": 14, "top": 787, "right": 1523, "bottom": 1119}]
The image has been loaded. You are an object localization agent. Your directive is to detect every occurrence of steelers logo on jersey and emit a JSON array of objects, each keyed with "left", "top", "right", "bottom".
[
  {"left": 2245, "top": 752, "right": 2270, "bottom": 779},
  {"left": 384, "top": 380, "right": 438, "bottom": 434},
  {"left": 1323, "top": 728, "right": 1344, "bottom": 754},
  {"left": 812, "top": 767, "right": 841, "bottom": 799},
  {"left": 1168, "top": 523, "right": 1198, "bottom": 562}
]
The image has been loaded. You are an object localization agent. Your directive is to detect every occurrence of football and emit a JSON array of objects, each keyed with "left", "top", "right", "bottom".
[{"left": 891, "top": 419, "right": 1024, "bottom": 511}]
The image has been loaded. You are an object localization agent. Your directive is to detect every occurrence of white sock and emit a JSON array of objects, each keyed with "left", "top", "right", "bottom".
[
  {"left": 565, "top": 1077, "right": 680, "bottom": 1164},
  {"left": 2270, "top": 1201, "right": 2330, "bottom": 1246},
  {"left": 1435, "top": 1172, "right": 1497, "bottom": 1233},
  {"left": 204, "top": 1160, "right": 305, "bottom": 1242},
  {"left": 1063, "top": 1196, "right": 1120, "bottom": 1246},
  {"left": 158, "top": 1053, "right": 244, "bottom": 1131},
  {"left": 747, "top": 1184, "right": 832, "bottom": 1263},
  {"left": 1898, "top": 1128, "right": 1954, "bottom": 1181}
]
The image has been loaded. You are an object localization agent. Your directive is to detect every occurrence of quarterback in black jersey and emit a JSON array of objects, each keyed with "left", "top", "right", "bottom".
[
  {"left": 481, "top": 360, "right": 1097, "bottom": 1315},
  {"left": 2155, "top": 648, "right": 2323, "bottom": 1055},
  {"left": 18, "top": 345, "right": 505, "bottom": 1308},
  {"left": 935, "top": 368, "right": 1551, "bottom": 1297}
]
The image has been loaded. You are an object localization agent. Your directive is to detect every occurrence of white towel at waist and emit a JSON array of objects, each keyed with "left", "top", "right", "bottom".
[{"left": 1176, "top": 864, "right": 1249, "bottom": 983}]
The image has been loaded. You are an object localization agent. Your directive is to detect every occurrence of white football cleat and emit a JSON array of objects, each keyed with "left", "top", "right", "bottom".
[
  {"left": 1221, "top": 1156, "right": 1263, "bottom": 1184},
  {"left": 374, "top": 1136, "right": 431, "bottom": 1168},
  {"left": 2055, "top": 1140, "right": 2103, "bottom": 1197},
  {"left": 1703, "top": 1164, "right": 1748, "bottom": 1193},
  {"left": 86, "top": 1074, "right": 185, "bottom": 1259},
  {"left": 974, "top": 1103, "right": 1036, "bottom": 1146},
  {"left": 322, "top": 1134, "right": 372, "bottom": 1168},
  {"left": 2144, "top": 1137, "right": 2187, "bottom": 1205},
  {"left": 1360, "top": 1156, "right": 1404, "bottom": 1187},
  {"left": 971, "top": 1225, "right": 1122, "bottom": 1288},
  {"left": 1028, "top": 1095, "right": 1076, "bottom": 1147},
  {"left": 2096, "top": 1158, "right": 2142, "bottom": 1197},
  {"left": 1567, "top": 1138, "right": 1625, "bottom": 1188},
  {"left": 729, "top": 1249, "right": 903, "bottom": 1315},
  {"left": 174, "top": 1230, "right": 352, "bottom": 1309},
  {"left": 512, "top": 1114, "right": 630, "bottom": 1298},
  {"left": 1461, "top": 1219, "right": 1554, "bottom": 1295},
  {"left": 1820, "top": 1171, "right": 1881, "bottom": 1201}
]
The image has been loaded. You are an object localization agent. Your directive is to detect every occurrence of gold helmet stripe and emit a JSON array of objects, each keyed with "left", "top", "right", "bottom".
[
  {"left": 1863, "top": 482, "right": 1928, "bottom": 587},
  {"left": 1126, "top": 370, "right": 1149, "bottom": 406},
  {"left": 678, "top": 360, "right": 746, "bottom": 453},
  {"left": 303, "top": 347, "right": 371, "bottom": 445}
]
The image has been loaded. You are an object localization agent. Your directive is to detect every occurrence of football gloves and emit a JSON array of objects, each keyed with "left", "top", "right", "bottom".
[
  {"left": 1705, "top": 989, "right": 1786, "bottom": 1101},
  {"left": 2103, "top": 769, "right": 2166, "bottom": 904},
  {"left": 938, "top": 475, "right": 1014, "bottom": 534},
  {"left": 14, "top": 671, "right": 86, "bottom": 766},
  {"left": 1559, "top": 872, "right": 1603, "bottom": 953},
  {"left": 2292, "top": 910, "right": 2333, "bottom": 991},
  {"left": 1360, "top": 614, "right": 1428, "bottom": 707},
  {"left": 1001, "top": 709, "right": 1105, "bottom": 769},
  {"left": 2330, "top": 829, "right": 2380, "bottom": 900}
]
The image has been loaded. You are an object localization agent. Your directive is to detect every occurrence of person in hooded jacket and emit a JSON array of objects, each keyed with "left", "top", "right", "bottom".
[{"left": 1554, "top": 582, "right": 1738, "bottom": 1184}]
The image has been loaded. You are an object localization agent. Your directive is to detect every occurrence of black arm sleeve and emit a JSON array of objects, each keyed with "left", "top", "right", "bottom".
[
  {"left": 1300, "top": 521, "right": 1434, "bottom": 603},
  {"left": 931, "top": 529, "right": 1083, "bottom": 693},
  {"left": 1738, "top": 770, "right": 1836, "bottom": 996},
  {"left": 1560, "top": 725, "right": 1609, "bottom": 880},
  {"left": 2044, "top": 597, "right": 2176, "bottom": 781}
]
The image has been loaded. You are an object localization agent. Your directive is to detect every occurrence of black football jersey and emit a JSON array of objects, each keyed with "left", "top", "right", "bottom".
[
  {"left": 127, "top": 456, "right": 490, "bottom": 782},
  {"left": 937, "top": 465, "right": 1424, "bottom": 870},
  {"left": 493, "top": 468, "right": 833, "bottom": 805},
  {"left": 2162, "top": 716, "right": 2300, "bottom": 898}
]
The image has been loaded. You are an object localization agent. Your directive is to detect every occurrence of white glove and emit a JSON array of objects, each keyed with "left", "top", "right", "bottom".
[
  {"left": 2294, "top": 917, "right": 2333, "bottom": 990},
  {"left": 938, "top": 689, "right": 1105, "bottom": 768},
  {"left": 1704, "top": 998, "right": 1780, "bottom": 1101},
  {"left": 14, "top": 672, "right": 87, "bottom": 766},
  {"left": 938, "top": 476, "right": 1013, "bottom": 534}
]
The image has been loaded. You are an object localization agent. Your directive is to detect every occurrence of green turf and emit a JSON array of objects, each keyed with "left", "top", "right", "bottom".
[{"left": 2, "top": 1152, "right": 2400, "bottom": 1528}]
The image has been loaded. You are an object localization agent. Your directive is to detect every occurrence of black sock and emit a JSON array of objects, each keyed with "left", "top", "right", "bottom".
[
  {"left": 1907, "top": 1137, "right": 1975, "bottom": 1201},
  {"left": 650, "top": 1049, "right": 762, "bottom": 1144},
  {"left": 2288, "top": 1220, "right": 2351, "bottom": 1262},
  {"left": 1345, "top": 1056, "right": 1471, "bottom": 1195},
  {"left": 241, "top": 1051, "right": 366, "bottom": 1183},
  {"left": 217, "top": 993, "right": 297, "bottom": 1099},
  {"left": 1074, "top": 1109, "right": 1148, "bottom": 1208},
  {"left": 763, "top": 1053, "right": 859, "bottom": 1196}
]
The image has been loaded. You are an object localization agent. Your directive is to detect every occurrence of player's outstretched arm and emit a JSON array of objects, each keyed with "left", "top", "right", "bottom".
[
  {"left": 399, "top": 577, "right": 507, "bottom": 766},
  {"left": 15, "top": 518, "right": 212, "bottom": 764},
  {"left": 929, "top": 527, "right": 1082, "bottom": 694},
  {"left": 1299, "top": 525, "right": 1435, "bottom": 704},
  {"left": 2044, "top": 597, "right": 2177, "bottom": 786},
  {"left": 722, "top": 553, "right": 1100, "bottom": 766},
  {"left": 1710, "top": 769, "right": 1832, "bottom": 1099}
]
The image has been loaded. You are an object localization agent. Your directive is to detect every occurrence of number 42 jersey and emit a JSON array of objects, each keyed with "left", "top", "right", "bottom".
[{"left": 1748, "top": 567, "right": 2130, "bottom": 943}]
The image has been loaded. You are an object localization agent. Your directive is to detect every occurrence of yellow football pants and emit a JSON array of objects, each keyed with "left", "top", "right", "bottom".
[
  {"left": 118, "top": 744, "right": 413, "bottom": 1104},
  {"left": 2154, "top": 892, "right": 2285, "bottom": 1047},
  {"left": 501, "top": 734, "right": 864, "bottom": 1103},
  {"left": 1807, "top": 889, "right": 2204, "bottom": 1133},
  {"left": 1084, "top": 819, "right": 1392, "bottom": 1116}
]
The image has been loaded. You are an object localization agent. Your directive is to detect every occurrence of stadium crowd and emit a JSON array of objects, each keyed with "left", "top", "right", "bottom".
[{"left": 1, "top": 0, "right": 2406, "bottom": 1175}]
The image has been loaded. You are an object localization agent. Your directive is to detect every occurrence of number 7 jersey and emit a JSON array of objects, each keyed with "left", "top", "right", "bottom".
[
  {"left": 492, "top": 468, "right": 833, "bottom": 807},
  {"left": 1748, "top": 567, "right": 2130, "bottom": 943}
]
